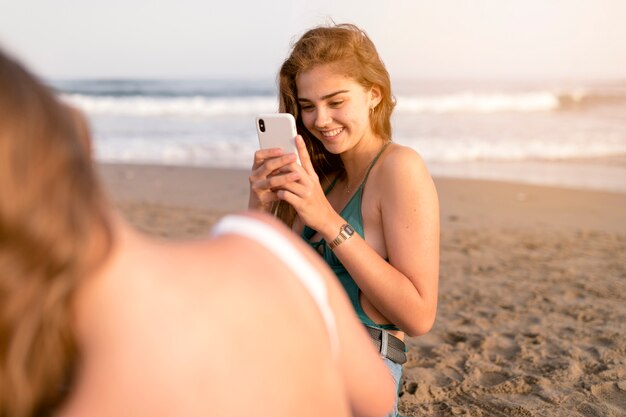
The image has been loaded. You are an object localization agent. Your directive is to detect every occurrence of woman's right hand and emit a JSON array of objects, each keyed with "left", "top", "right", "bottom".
[{"left": 248, "top": 147, "right": 301, "bottom": 211}]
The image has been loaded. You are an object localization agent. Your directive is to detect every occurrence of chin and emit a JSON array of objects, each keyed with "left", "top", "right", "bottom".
[{"left": 321, "top": 142, "right": 344, "bottom": 155}]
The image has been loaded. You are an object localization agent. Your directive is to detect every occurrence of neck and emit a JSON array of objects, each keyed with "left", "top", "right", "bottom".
[
  {"left": 72, "top": 210, "right": 154, "bottom": 340},
  {"left": 80, "top": 210, "right": 145, "bottom": 289},
  {"left": 340, "top": 137, "right": 387, "bottom": 193}
]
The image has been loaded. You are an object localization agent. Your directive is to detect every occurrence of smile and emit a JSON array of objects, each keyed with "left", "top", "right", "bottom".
[{"left": 321, "top": 127, "right": 343, "bottom": 138}]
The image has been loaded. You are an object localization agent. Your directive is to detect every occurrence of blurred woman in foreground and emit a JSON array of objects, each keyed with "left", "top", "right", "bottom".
[{"left": 0, "top": 49, "right": 395, "bottom": 417}]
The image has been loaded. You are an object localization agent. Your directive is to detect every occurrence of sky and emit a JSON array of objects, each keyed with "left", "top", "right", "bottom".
[{"left": 0, "top": 0, "right": 625, "bottom": 80}]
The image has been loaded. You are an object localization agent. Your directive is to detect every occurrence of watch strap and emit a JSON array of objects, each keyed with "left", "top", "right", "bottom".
[{"left": 328, "top": 223, "right": 355, "bottom": 249}]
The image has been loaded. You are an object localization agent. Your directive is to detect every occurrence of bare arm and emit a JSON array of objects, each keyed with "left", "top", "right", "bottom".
[
  {"left": 331, "top": 148, "right": 440, "bottom": 336},
  {"left": 279, "top": 140, "right": 440, "bottom": 336}
]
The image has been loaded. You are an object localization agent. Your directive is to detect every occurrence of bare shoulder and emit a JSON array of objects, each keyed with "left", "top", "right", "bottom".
[
  {"left": 376, "top": 143, "right": 433, "bottom": 188},
  {"left": 73, "top": 219, "right": 341, "bottom": 416},
  {"left": 163, "top": 211, "right": 334, "bottom": 307}
]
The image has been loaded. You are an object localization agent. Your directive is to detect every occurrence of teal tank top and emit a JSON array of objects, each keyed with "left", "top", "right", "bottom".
[{"left": 301, "top": 143, "right": 399, "bottom": 331}]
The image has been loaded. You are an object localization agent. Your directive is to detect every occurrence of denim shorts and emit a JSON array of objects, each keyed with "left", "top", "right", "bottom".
[{"left": 383, "top": 357, "right": 403, "bottom": 417}]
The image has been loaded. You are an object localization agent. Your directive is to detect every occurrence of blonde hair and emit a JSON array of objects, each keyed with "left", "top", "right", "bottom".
[
  {"left": 275, "top": 23, "right": 396, "bottom": 225},
  {"left": 0, "top": 50, "right": 111, "bottom": 416}
]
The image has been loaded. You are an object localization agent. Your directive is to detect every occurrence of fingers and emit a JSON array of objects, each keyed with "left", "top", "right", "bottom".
[
  {"left": 250, "top": 168, "right": 300, "bottom": 199},
  {"left": 252, "top": 148, "right": 282, "bottom": 167},
  {"left": 251, "top": 152, "right": 298, "bottom": 181},
  {"left": 249, "top": 147, "right": 302, "bottom": 211},
  {"left": 275, "top": 182, "right": 317, "bottom": 211},
  {"left": 276, "top": 189, "right": 298, "bottom": 208},
  {"left": 274, "top": 152, "right": 320, "bottom": 199},
  {"left": 275, "top": 178, "right": 308, "bottom": 199},
  {"left": 295, "top": 135, "right": 315, "bottom": 175},
  {"left": 264, "top": 171, "right": 301, "bottom": 191}
]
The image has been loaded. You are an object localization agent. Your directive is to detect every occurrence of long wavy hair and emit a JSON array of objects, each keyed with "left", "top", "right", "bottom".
[
  {"left": 275, "top": 23, "right": 396, "bottom": 226},
  {"left": 0, "top": 50, "right": 111, "bottom": 416}
]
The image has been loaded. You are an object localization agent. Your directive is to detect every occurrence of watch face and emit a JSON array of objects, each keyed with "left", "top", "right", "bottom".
[{"left": 344, "top": 224, "right": 355, "bottom": 236}]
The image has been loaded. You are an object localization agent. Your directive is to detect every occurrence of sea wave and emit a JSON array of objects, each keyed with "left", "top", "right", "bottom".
[
  {"left": 556, "top": 89, "right": 626, "bottom": 110},
  {"left": 395, "top": 91, "right": 560, "bottom": 113},
  {"left": 92, "top": 132, "right": 626, "bottom": 167},
  {"left": 50, "top": 79, "right": 275, "bottom": 97},
  {"left": 61, "top": 87, "right": 626, "bottom": 117},
  {"left": 402, "top": 135, "right": 626, "bottom": 163},
  {"left": 62, "top": 94, "right": 278, "bottom": 116},
  {"left": 396, "top": 88, "right": 626, "bottom": 113}
]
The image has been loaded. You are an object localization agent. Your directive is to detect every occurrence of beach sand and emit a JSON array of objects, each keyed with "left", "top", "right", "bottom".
[{"left": 98, "top": 163, "right": 626, "bottom": 417}]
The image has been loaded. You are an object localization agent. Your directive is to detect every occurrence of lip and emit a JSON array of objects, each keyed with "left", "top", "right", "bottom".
[{"left": 319, "top": 127, "right": 344, "bottom": 140}]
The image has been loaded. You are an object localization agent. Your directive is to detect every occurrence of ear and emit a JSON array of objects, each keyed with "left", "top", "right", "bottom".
[{"left": 369, "top": 85, "right": 382, "bottom": 110}]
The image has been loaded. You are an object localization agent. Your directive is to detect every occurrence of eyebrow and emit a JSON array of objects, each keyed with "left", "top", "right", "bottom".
[{"left": 298, "top": 90, "right": 350, "bottom": 103}]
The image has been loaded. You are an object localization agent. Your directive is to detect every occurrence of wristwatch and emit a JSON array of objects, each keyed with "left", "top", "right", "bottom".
[{"left": 328, "top": 223, "right": 355, "bottom": 249}]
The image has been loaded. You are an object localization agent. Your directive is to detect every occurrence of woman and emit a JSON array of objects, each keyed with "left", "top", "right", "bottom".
[
  {"left": 0, "top": 49, "right": 395, "bottom": 416},
  {"left": 249, "top": 23, "right": 440, "bottom": 414}
]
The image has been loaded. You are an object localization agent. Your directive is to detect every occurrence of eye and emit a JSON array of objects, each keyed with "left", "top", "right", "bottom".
[
  {"left": 329, "top": 100, "right": 343, "bottom": 107},
  {"left": 300, "top": 104, "right": 315, "bottom": 112}
]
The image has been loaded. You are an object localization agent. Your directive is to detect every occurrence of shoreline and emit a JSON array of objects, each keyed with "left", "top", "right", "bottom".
[
  {"left": 97, "top": 162, "right": 626, "bottom": 235},
  {"left": 96, "top": 152, "right": 626, "bottom": 194},
  {"left": 427, "top": 155, "right": 626, "bottom": 195}
]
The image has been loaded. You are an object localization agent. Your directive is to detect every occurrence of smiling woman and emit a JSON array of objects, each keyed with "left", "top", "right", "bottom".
[
  {"left": 248, "top": 23, "right": 440, "bottom": 417},
  {"left": 296, "top": 65, "right": 378, "bottom": 157}
]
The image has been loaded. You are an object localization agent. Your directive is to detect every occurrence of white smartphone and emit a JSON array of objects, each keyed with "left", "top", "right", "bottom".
[{"left": 256, "top": 113, "right": 300, "bottom": 165}]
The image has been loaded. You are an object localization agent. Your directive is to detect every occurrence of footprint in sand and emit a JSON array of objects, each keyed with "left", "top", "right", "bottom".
[
  {"left": 590, "top": 382, "right": 626, "bottom": 416},
  {"left": 482, "top": 333, "right": 521, "bottom": 362},
  {"left": 479, "top": 371, "right": 509, "bottom": 388}
]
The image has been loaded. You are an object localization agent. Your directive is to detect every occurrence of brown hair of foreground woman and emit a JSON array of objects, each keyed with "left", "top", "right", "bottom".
[
  {"left": 0, "top": 49, "right": 395, "bottom": 417},
  {"left": 0, "top": 49, "right": 112, "bottom": 415}
]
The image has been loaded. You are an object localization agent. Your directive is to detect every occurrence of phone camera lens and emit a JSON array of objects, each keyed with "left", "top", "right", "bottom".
[{"left": 259, "top": 119, "right": 266, "bottom": 132}]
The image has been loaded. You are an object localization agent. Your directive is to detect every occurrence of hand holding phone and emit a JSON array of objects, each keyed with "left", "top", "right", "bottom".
[{"left": 256, "top": 113, "right": 300, "bottom": 165}]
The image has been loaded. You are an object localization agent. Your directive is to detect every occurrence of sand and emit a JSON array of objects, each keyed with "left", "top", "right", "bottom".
[{"left": 97, "top": 163, "right": 626, "bottom": 417}]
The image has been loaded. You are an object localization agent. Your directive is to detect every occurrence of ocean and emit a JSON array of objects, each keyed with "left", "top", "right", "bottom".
[{"left": 50, "top": 78, "right": 626, "bottom": 193}]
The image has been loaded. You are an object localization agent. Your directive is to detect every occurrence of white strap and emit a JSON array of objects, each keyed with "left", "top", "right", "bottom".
[{"left": 211, "top": 215, "right": 339, "bottom": 358}]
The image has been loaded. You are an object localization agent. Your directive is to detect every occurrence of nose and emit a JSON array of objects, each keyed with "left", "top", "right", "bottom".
[{"left": 314, "top": 107, "right": 331, "bottom": 129}]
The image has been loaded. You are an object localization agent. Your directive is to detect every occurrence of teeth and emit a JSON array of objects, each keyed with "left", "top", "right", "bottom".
[{"left": 321, "top": 128, "right": 343, "bottom": 137}]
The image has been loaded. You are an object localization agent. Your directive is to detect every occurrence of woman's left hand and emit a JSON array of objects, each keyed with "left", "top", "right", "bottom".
[{"left": 276, "top": 136, "right": 341, "bottom": 236}]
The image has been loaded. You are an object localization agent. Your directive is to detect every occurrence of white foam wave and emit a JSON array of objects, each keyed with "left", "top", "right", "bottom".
[
  {"left": 62, "top": 90, "right": 567, "bottom": 118},
  {"left": 93, "top": 136, "right": 258, "bottom": 168},
  {"left": 395, "top": 91, "right": 560, "bottom": 113},
  {"left": 397, "top": 133, "right": 626, "bottom": 162},
  {"left": 92, "top": 133, "right": 626, "bottom": 169},
  {"left": 62, "top": 94, "right": 278, "bottom": 117}
]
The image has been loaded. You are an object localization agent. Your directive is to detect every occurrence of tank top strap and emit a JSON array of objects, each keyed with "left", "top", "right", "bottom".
[
  {"left": 323, "top": 173, "right": 342, "bottom": 194},
  {"left": 211, "top": 215, "right": 339, "bottom": 358},
  {"left": 359, "top": 141, "right": 391, "bottom": 191}
]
